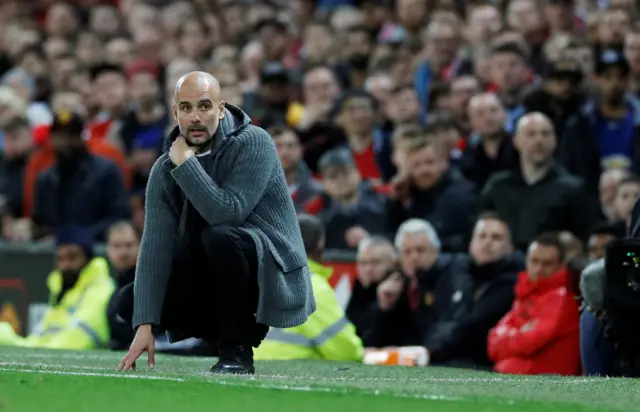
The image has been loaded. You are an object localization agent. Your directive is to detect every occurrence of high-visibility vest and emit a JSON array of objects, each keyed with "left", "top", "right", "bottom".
[
  {"left": 21, "top": 257, "right": 115, "bottom": 350},
  {"left": 254, "top": 260, "right": 364, "bottom": 362}
]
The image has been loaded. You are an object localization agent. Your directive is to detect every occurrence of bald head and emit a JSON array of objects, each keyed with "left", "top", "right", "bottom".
[
  {"left": 173, "top": 71, "right": 226, "bottom": 150},
  {"left": 514, "top": 112, "right": 556, "bottom": 165},
  {"left": 515, "top": 112, "right": 553, "bottom": 135},
  {"left": 174, "top": 71, "right": 221, "bottom": 103}
]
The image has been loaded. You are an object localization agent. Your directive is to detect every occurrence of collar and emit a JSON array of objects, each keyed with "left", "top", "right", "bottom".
[{"left": 308, "top": 259, "right": 333, "bottom": 280}]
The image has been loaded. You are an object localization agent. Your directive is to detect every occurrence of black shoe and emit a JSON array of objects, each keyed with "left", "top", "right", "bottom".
[{"left": 210, "top": 345, "right": 255, "bottom": 375}]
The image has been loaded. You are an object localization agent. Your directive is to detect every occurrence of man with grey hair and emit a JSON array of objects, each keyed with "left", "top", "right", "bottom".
[{"left": 481, "top": 111, "right": 599, "bottom": 250}]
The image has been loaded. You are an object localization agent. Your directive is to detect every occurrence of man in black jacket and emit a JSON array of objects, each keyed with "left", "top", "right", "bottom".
[
  {"left": 422, "top": 212, "right": 522, "bottom": 369},
  {"left": 33, "top": 112, "right": 130, "bottom": 241},
  {"left": 482, "top": 112, "right": 600, "bottom": 250},
  {"left": 388, "top": 136, "right": 478, "bottom": 252}
]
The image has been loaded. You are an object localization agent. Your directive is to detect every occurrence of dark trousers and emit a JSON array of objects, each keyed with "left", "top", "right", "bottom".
[{"left": 116, "top": 225, "right": 269, "bottom": 349}]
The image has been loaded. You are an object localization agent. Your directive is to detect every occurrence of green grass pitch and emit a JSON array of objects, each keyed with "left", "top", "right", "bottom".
[{"left": 0, "top": 347, "right": 637, "bottom": 412}]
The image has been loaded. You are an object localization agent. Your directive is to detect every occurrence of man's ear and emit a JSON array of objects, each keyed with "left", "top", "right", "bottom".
[
  {"left": 172, "top": 104, "right": 177, "bottom": 121},
  {"left": 219, "top": 101, "right": 226, "bottom": 119}
]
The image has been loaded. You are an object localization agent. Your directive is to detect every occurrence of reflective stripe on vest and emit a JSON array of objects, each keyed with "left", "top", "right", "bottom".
[{"left": 265, "top": 316, "right": 350, "bottom": 347}]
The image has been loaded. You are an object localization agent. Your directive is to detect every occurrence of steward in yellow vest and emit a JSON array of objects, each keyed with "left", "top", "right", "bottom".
[
  {"left": 254, "top": 214, "right": 363, "bottom": 361},
  {"left": 0, "top": 226, "right": 114, "bottom": 349}
]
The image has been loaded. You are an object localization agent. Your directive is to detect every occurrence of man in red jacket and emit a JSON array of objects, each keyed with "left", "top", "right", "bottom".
[{"left": 488, "top": 233, "right": 581, "bottom": 375}]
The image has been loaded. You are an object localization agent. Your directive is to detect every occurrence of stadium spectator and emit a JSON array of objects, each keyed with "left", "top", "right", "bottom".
[
  {"left": 460, "top": 93, "right": 516, "bottom": 188},
  {"left": 256, "top": 214, "right": 364, "bottom": 361},
  {"left": 424, "top": 213, "right": 520, "bottom": 369},
  {"left": 388, "top": 136, "right": 477, "bottom": 252},
  {"left": 609, "top": 174, "right": 640, "bottom": 226},
  {"left": 0, "top": 225, "right": 114, "bottom": 349},
  {"left": 558, "top": 49, "right": 640, "bottom": 194},
  {"left": 0, "top": 117, "right": 33, "bottom": 241},
  {"left": 32, "top": 112, "right": 131, "bottom": 241},
  {"left": 488, "top": 233, "right": 582, "bottom": 376},
  {"left": 105, "top": 221, "right": 139, "bottom": 350},
  {"left": 305, "top": 147, "right": 388, "bottom": 249},
  {"left": 270, "top": 124, "right": 322, "bottom": 212},
  {"left": 599, "top": 168, "right": 630, "bottom": 220},
  {"left": 522, "top": 59, "right": 585, "bottom": 137},
  {"left": 586, "top": 222, "right": 626, "bottom": 262},
  {"left": 482, "top": 112, "right": 599, "bottom": 250},
  {"left": 346, "top": 235, "right": 397, "bottom": 345}
]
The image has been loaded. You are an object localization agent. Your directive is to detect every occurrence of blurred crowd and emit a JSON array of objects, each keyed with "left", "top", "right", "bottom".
[{"left": 1, "top": 0, "right": 640, "bottom": 376}]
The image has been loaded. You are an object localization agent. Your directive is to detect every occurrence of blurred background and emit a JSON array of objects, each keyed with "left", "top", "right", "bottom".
[{"left": 0, "top": 0, "right": 639, "bottom": 376}]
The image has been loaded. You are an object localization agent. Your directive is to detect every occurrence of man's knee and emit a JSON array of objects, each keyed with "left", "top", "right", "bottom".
[{"left": 115, "top": 283, "right": 135, "bottom": 325}]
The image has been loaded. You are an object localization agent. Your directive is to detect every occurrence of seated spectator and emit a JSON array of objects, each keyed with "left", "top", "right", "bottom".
[
  {"left": 22, "top": 117, "right": 132, "bottom": 219},
  {"left": 346, "top": 236, "right": 398, "bottom": 345},
  {"left": 255, "top": 214, "right": 364, "bottom": 361},
  {"left": 129, "top": 129, "right": 162, "bottom": 197},
  {"left": 523, "top": 59, "right": 585, "bottom": 137},
  {"left": 587, "top": 222, "right": 627, "bottom": 261},
  {"left": 270, "top": 124, "right": 322, "bottom": 212},
  {"left": 599, "top": 169, "right": 629, "bottom": 221},
  {"left": 609, "top": 174, "right": 640, "bottom": 227},
  {"left": 482, "top": 112, "right": 600, "bottom": 250},
  {"left": 460, "top": 93, "right": 517, "bottom": 189},
  {"left": 0, "top": 226, "right": 114, "bottom": 349},
  {"left": 32, "top": 112, "right": 131, "bottom": 241},
  {"left": 423, "top": 112, "right": 465, "bottom": 167},
  {"left": 388, "top": 136, "right": 477, "bottom": 252},
  {"left": 558, "top": 49, "right": 640, "bottom": 195},
  {"left": 424, "top": 213, "right": 521, "bottom": 369},
  {"left": 333, "top": 88, "right": 388, "bottom": 181},
  {"left": 105, "top": 221, "right": 139, "bottom": 350},
  {"left": 488, "top": 233, "right": 582, "bottom": 376},
  {"left": 364, "top": 219, "right": 443, "bottom": 348},
  {"left": 0, "top": 117, "right": 33, "bottom": 241},
  {"left": 305, "top": 148, "right": 388, "bottom": 249}
]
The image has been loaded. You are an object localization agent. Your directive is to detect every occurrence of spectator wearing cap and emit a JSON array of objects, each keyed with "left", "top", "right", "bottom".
[
  {"left": 0, "top": 225, "right": 115, "bottom": 350},
  {"left": 389, "top": 136, "right": 478, "bottom": 253},
  {"left": 244, "top": 62, "right": 295, "bottom": 130},
  {"left": 334, "top": 88, "right": 391, "bottom": 181},
  {"left": 304, "top": 147, "right": 388, "bottom": 250},
  {"left": 31, "top": 112, "right": 130, "bottom": 242},
  {"left": 0, "top": 117, "right": 33, "bottom": 222},
  {"left": 119, "top": 61, "right": 168, "bottom": 155},
  {"left": 523, "top": 59, "right": 586, "bottom": 137},
  {"left": 269, "top": 125, "right": 322, "bottom": 212},
  {"left": 558, "top": 49, "right": 640, "bottom": 194},
  {"left": 461, "top": 93, "right": 517, "bottom": 189}
]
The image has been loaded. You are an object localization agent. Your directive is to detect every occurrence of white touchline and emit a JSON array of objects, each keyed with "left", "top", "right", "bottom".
[{"left": 0, "top": 368, "right": 185, "bottom": 382}]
